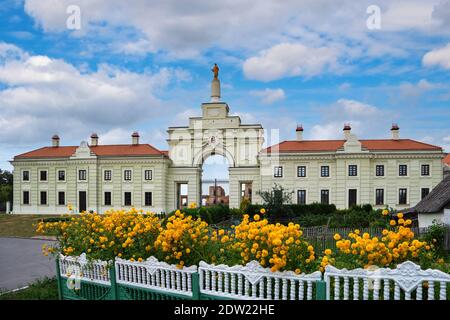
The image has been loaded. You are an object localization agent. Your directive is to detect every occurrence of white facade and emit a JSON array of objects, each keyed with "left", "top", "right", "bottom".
[{"left": 11, "top": 72, "right": 445, "bottom": 214}]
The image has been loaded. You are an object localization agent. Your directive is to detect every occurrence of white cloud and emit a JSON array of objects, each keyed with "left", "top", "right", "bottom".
[
  {"left": 250, "top": 88, "right": 285, "bottom": 104},
  {"left": 309, "top": 99, "right": 392, "bottom": 140},
  {"left": 0, "top": 42, "right": 181, "bottom": 145},
  {"left": 243, "top": 43, "right": 340, "bottom": 81},
  {"left": 399, "top": 79, "right": 438, "bottom": 98},
  {"left": 423, "top": 43, "right": 450, "bottom": 69}
]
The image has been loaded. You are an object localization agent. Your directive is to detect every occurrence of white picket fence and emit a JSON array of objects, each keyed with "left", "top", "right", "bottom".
[
  {"left": 58, "top": 253, "right": 110, "bottom": 285},
  {"left": 58, "top": 254, "right": 450, "bottom": 300},
  {"left": 324, "top": 261, "right": 450, "bottom": 300},
  {"left": 115, "top": 257, "right": 198, "bottom": 297},
  {"left": 198, "top": 260, "right": 322, "bottom": 300}
]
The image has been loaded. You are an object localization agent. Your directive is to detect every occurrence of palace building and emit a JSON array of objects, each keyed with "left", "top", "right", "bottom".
[{"left": 11, "top": 67, "right": 445, "bottom": 214}]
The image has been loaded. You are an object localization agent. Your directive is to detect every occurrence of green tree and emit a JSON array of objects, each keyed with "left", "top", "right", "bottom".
[
  {"left": 0, "top": 169, "right": 13, "bottom": 212},
  {"left": 256, "top": 183, "right": 293, "bottom": 218}
]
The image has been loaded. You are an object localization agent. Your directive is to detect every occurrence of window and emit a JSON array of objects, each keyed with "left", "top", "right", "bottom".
[
  {"left": 22, "top": 170, "right": 30, "bottom": 181},
  {"left": 104, "top": 170, "right": 112, "bottom": 181},
  {"left": 421, "top": 188, "right": 430, "bottom": 199},
  {"left": 78, "top": 170, "right": 87, "bottom": 181},
  {"left": 124, "top": 170, "right": 132, "bottom": 181},
  {"left": 297, "top": 190, "right": 306, "bottom": 205},
  {"left": 375, "top": 189, "right": 384, "bottom": 205},
  {"left": 58, "top": 170, "right": 65, "bottom": 181},
  {"left": 23, "top": 191, "right": 30, "bottom": 205},
  {"left": 40, "top": 170, "right": 47, "bottom": 181},
  {"left": 421, "top": 164, "right": 430, "bottom": 176},
  {"left": 320, "top": 166, "right": 329, "bottom": 177},
  {"left": 399, "top": 188, "right": 407, "bottom": 205},
  {"left": 40, "top": 191, "right": 47, "bottom": 205},
  {"left": 348, "top": 165, "right": 358, "bottom": 176},
  {"left": 144, "top": 192, "right": 153, "bottom": 206},
  {"left": 273, "top": 166, "right": 283, "bottom": 178},
  {"left": 144, "top": 170, "right": 153, "bottom": 181},
  {"left": 320, "top": 190, "right": 329, "bottom": 204},
  {"left": 124, "top": 192, "right": 132, "bottom": 206},
  {"left": 104, "top": 192, "right": 112, "bottom": 206},
  {"left": 399, "top": 165, "right": 408, "bottom": 176},
  {"left": 375, "top": 165, "right": 384, "bottom": 177},
  {"left": 297, "top": 166, "right": 306, "bottom": 177},
  {"left": 58, "top": 191, "right": 65, "bottom": 205}
]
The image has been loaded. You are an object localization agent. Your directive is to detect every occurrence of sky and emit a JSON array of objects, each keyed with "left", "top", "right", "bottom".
[{"left": 0, "top": 0, "right": 449, "bottom": 173}]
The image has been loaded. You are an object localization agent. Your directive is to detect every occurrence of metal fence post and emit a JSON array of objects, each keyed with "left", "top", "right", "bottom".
[
  {"left": 55, "top": 256, "right": 63, "bottom": 300},
  {"left": 109, "top": 260, "right": 118, "bottom": 300},
  {"left": 315, "top": 280, "right": 327, "bottom": 300},
  {"left": 192, "top": 272, "right": 200, "bottom": 300}
]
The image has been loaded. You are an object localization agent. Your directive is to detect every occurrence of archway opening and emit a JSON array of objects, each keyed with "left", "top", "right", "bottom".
[{"left": 201, "top": 154, "right": 229, "bottom": 207}]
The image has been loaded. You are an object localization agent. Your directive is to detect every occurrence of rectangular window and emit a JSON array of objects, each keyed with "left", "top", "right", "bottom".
[
  {"left": 58, "top": 191, "right": 65, "bottom": 206},
  {"left": 22, "top": 170, "right": 30, "bottom": 181},
  {"left": 421, "top": 164, "right": 430, "bottom": 176},
  {"left": 58, "top": 170, "right": 65, "bottom": 181},
  {"left": 104, "top": 170, "right": 112, "bottom": 181},
  {"left": 124, "top": 170, "right": 132, "bottom": 181},
  {"left": 144, "top": 192, "right": 153, "bottom": 206},
  {"left": 375, "top": 189, "right": 384, "bottom": 205},
  {"left": 104, "top": 192, "right": 112, "bottom": 206},
  {"left": 320, "top": 166, "right": 330, "bottom": 177},
  {"left": 375, "top": 165, "right": 384, "bottom": 177},
  {"left": 40, "top": 170, "right": 47, "bottom": 181},
  {"left": 399, "top": 165, "right": 408, "bottom": 176},
  {"left": 421, "top": 188, "right": 430, "bottom": 199},
  {"left": 23, "top": 191, "right": 30, "bottom": 205},
  {"left": 273, "top": 166, "right": 283, "bottom": 178},
  {"left": 348, "top": 165, "right": 358, "bottom": 176},
  {"left": 40, "top": 191, "right": 47, "bottom": 205},
  {"left": 399, "top": 188, "right": 407, "bottom": 205},
  {"left": 297, "top": 166, "right": 306, "bottom": 177},
  {"left": 78, "top": 170, "right": 87, "bottom": 181},
  {"left": 124, "top": 192, "right": 132, "bottom": 206},
  {"left": 320, "top": 190, "right": 329, "bottom": 205},
  {"left": 297, "top": 190, "right": 306, "bottom": 205},
  {"left": 144, "top": 170, "right": 153, "bottom": 181}
]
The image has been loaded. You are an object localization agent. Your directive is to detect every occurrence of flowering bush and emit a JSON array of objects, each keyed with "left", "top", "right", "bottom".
[
  {"left": 227, "top": 213, "right": 319, "bottom": 274},
  {"left": 320, "top": 211, "right": 437, "bottom": 270},
  {"left": 37, "top": 208, "right": 161, "bottom": 262}
]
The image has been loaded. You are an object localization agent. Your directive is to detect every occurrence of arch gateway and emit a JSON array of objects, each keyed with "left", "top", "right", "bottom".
[
  {"left": 166, "top": 70, "right": 264, "bottom": 210},
  {"left": 11, "top": 66, "right": 445, "bottom": 215}
]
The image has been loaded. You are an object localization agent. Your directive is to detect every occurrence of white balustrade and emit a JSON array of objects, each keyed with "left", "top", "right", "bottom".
[
  {"left": 59, "top": 253, "right": 110, "bottom": 285},
  {"left": 324, "top": 261, "right": 450, "bottom": 300},
  {"left": 114, "top": 256, "right": 197, "bottom": 297},
  {"left": 198, "top": 260, "right": 322, "bottom": 300}
]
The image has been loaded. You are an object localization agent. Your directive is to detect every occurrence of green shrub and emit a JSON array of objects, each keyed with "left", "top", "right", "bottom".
[
  {"left": 421, "top": 220, "right": 449, "bottom": 256},
  {"left": 169, "top": 204, "right": 230, "bottom": 224}
]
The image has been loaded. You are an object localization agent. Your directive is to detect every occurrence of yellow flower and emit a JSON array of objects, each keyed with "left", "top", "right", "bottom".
[
  {"left": 254, "top": 214, "right": 260, "bottom": 221},
  {"left": 397, "top": 212, "right": 404, "bottom": 219},
  {"left": 382, "top": 209, "right": 389, "bottom": 216},
  {"left": 333, "top": 233, "right": 341, "bottom": 241},
  {"left": 390, "top": 220, "right": 396, "bottom": 226},
  {"left": 324, "top": 249, "right": 332, "bottom": 255},
  {"left": 260, "top": 208, "right": 266, "bottom": 214}
]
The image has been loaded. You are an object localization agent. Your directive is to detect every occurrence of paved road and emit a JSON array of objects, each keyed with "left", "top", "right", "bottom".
[{"left": 0, "top": 237, "right": 56, "bottom": 291}]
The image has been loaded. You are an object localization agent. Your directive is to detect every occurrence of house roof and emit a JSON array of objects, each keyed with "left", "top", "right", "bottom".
[
  {"left": 411, "top": 175, "right": 450, "bottom": 213},
  {"left": 444, "top": 154, "right": 450, "bottom": 166},
  {"left": 14, "top": 144, "right": 167, "bottom": 159},
  {"left": 262, "top": 139, "right": 442, "bottom": 154}
]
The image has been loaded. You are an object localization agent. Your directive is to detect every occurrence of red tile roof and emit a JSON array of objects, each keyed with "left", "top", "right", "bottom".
[
  {"left": 263, "top": 139, "right": 442, "bottom": 154},
  {"left": 14, "top": 144, "right": 167, "bottom": 159},
  {"left": 444, "top": 154, "right": 450, "bottom": 166}
]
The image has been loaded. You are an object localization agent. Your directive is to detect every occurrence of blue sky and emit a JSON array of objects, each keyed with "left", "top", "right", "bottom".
[{"left": 0, "top": 0, "right": 449, "bottom": 173}]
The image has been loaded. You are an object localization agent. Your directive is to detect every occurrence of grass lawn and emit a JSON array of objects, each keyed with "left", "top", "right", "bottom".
[
  {"left": 0, "top": 214, "right": 65, "bottom": 238},
  {"left": 0, "top": 277, "right": 58, "bottom": 300}
]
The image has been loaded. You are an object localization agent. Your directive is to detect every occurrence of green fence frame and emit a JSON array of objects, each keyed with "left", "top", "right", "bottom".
[{"left": 56, "top": 257, "right": 327, "bottom": 301}]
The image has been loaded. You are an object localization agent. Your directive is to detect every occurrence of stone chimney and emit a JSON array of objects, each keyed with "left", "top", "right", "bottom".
[
  {"left": 391, "top": 123, "right": 399, "bottom": 140},
  {"left": 131, "top": 131, "right": 140, "bottom": 145},
  {"left": 343, "top": 123, "right": 351, "bottom": 140},
  {"left": 296, "top": 124, "right": 303, "bottom": 141},
  {"left": 52, "top": 134, "right": 60, "bottom": 147},
  {"left": 90, "top": 133, "right": 98, "bottom": 146}
]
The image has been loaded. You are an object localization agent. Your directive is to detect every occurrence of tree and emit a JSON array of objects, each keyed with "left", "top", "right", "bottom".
[
  {"left": 256, "top": 183, "right": 294, "bottom": 218},
  {"left": 0, "top": 169, "right": 13, "bottom": 212}
]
